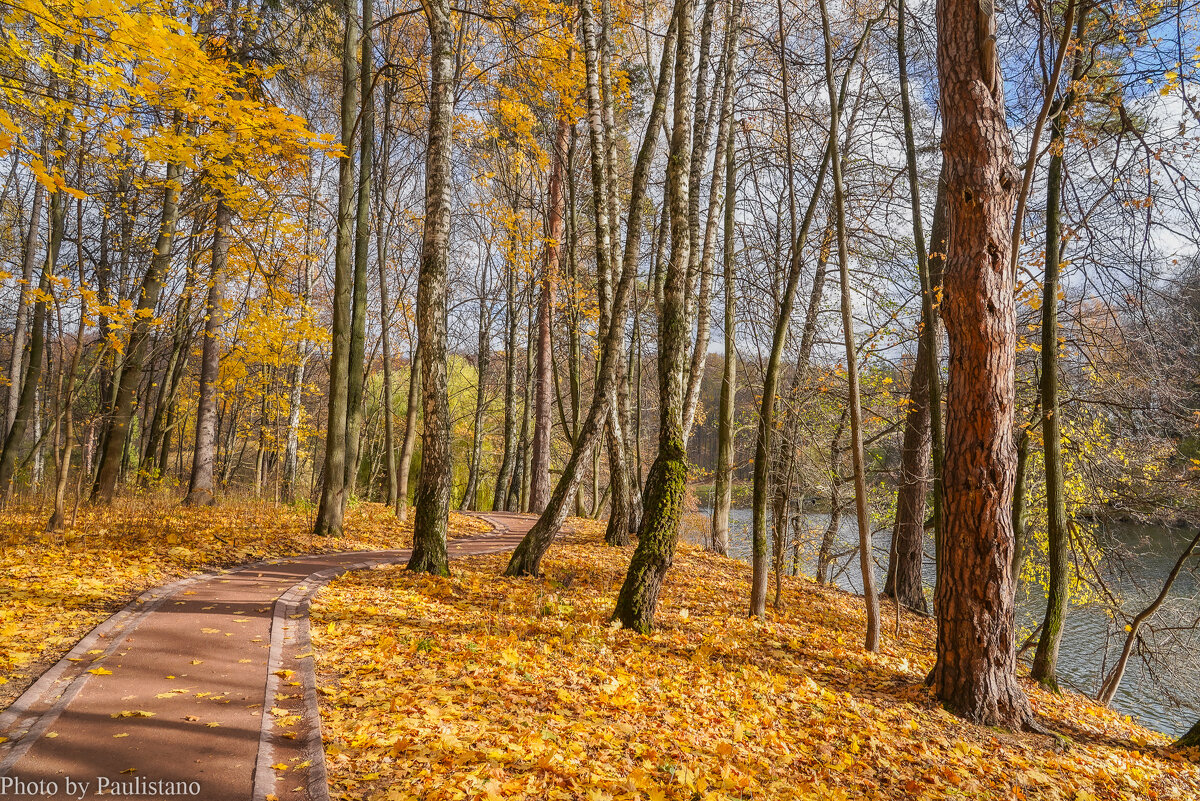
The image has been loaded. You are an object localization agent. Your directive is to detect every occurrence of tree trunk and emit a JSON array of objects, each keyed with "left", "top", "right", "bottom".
[
  {"left": 396, "top": 342, "right": 421, "bottom": 520},
  {"left": 819, "top": 0, "right": 878, "bottom": 651},
  {"left": 377, "top": 89, "right": 399, "bottom": 511},
  {"left": 612, "top": 0, "right": 696, "bottom": 633},
  {"left": 504, "top": 8, "right": 679, "bottom": 577},
  {"left": 6, "top": 179, "right": 44, "bottom": 437},
  {"left": 531, "top": 115, "right": 568, "bottom": 514},
  {"left": 1031, "top": 6, "right": 1088, "bottom": 691},
  {"left": 493, "top": 243, "right": 519, "bottom": 511},
  {"left": 886, "top": 0, "right": 947, "bottom": 614},
  {"left": 460, "top": 291, "right": 490, "bottom": 510},
  {"left": 1, "top": 181, "right": 66, "bottom": 502},
  {"left": 312, "top": 0, "right": 360, "bottom": 533},
  {"left": 408, "top": 0, "right": 454, "bottom": 576},
  {"left": 711, "top": 124, "right": 737, "bottom": 557},
  {"left": 931, "top": 0, "right": 1034, "bottom": 728},
  {"left": 93, "top": 158, "right": 182, "bottom": 503},
  {"left": 885, "top": 175, "right": 947, "bottom": 614},
  {"left": 183, "top": 195, "right": 232, "bottom": 507},
  {"left": 344, "top": 0, "right": 374, "bottom": 505}
]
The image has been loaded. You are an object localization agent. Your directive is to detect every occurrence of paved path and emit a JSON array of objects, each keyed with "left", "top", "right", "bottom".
[{"left": 0, "top": 512, "right": 534, "bottom": 801}]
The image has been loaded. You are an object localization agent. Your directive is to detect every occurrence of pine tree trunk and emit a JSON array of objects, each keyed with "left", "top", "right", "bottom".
[
  {"left": 931, "top": 0, "right": 1034, "bottom": 728},
  {"left": 408, "top": 0, "right": 454, "bottom": 576}
]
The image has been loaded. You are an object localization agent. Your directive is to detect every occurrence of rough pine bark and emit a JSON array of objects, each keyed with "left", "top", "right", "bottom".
[
  {"left": 931, "top": 0, "right": 1034, "bottom": 728},
  {"left": 408, "top": 0, "right": 454, "bottom": 576}
]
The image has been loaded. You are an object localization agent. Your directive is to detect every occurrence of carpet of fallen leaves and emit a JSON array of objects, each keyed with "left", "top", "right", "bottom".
[
  {"left": 0, "top": 497, "right": 488, "bottom": 709},
  {"left": 311, "top": 520, "right": 1200, "bottom": 801}
]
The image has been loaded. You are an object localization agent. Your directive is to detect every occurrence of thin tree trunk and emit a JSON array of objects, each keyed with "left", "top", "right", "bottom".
[
  {"left": 611, "top": 0, "right": 696, "bottom": 634},
  {"left": 749, "top": 19, "right": 874, "bottom": 618},
  {"left": 885, "top": 177, "right": 947, "bottom": 614},
  {"left": 93, "top": 158, "right": 183, "bottom": 503},
  {"left": 493, "top": 230, "right": 519, "bottom": 511},
  {"left": 344, "top": 0, "right": 374, "bottom": 504},
  {"left": 1097, "top": 527, "right": 1200, "bottom": 706},
  {"left": 7, "top": 179, "right": 44, "bottom": 437},
  {"left": 931, "top": 0, "right": 1034, "bottom": 728},
  {"left": 408, "top": 0, "right": 455, "bottom": 576},
  {"left": 183, "top": 194, "right": 232, "bottom": 507},
  {"left": 0, "top": 180, "right": 65, "bottom": 502},
  {"left": 1032, "top": 6, "right": 1089, "bottom": 690},
  {"left": 396, "top": 342, "right": 420, "bottom": 520},
  {"left": 711, "top": 123, "right": 738, "bottom": 557},
  {"left": 504, "top": 8, "right": 679, "bottom": 577},
  {"left": 377, "top": 88, "right": 398, "bottom": 511},
  {"left": 530, "top": 117, "right": 567, "bottom": 514},
  {"left": 460, "top": 291, "right": 490, "bottom": 510},
  {"left": 312, "top": 0, "right": 360, "bottom": 533},
  {"left": 819, "top": 0, "right": 878, "bottom": 651}
]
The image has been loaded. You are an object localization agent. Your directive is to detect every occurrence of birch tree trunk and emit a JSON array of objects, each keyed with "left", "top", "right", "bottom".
[
  {"left": 611, "top": 0, "right": 696, "bottom": 633},
  {"left": 408, "top": 0, "right": 455, "bottom": 575}
]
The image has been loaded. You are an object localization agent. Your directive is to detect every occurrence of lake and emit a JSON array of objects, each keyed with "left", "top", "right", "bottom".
[{"left": 687, "top": 506, "right": 1199, "bottom": 738}]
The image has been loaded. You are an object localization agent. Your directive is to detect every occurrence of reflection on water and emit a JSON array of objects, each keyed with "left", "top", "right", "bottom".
[{"left": 690, "top": 507, "right": 1199, "bottom": 738}]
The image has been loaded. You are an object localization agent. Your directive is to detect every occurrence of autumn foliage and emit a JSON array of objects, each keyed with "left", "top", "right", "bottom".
[{"left": 310, "top": 521, "right": 1200, "bottom": 801}]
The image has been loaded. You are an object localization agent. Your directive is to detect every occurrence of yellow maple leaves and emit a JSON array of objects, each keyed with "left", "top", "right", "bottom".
[{"left": 311, "top": 523, "right": 1200, "bottom": 801}]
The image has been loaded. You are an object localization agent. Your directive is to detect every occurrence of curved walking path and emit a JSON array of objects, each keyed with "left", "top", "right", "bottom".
[{"left": 0, "top": 512, "right": 534, "bottom": 801}]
